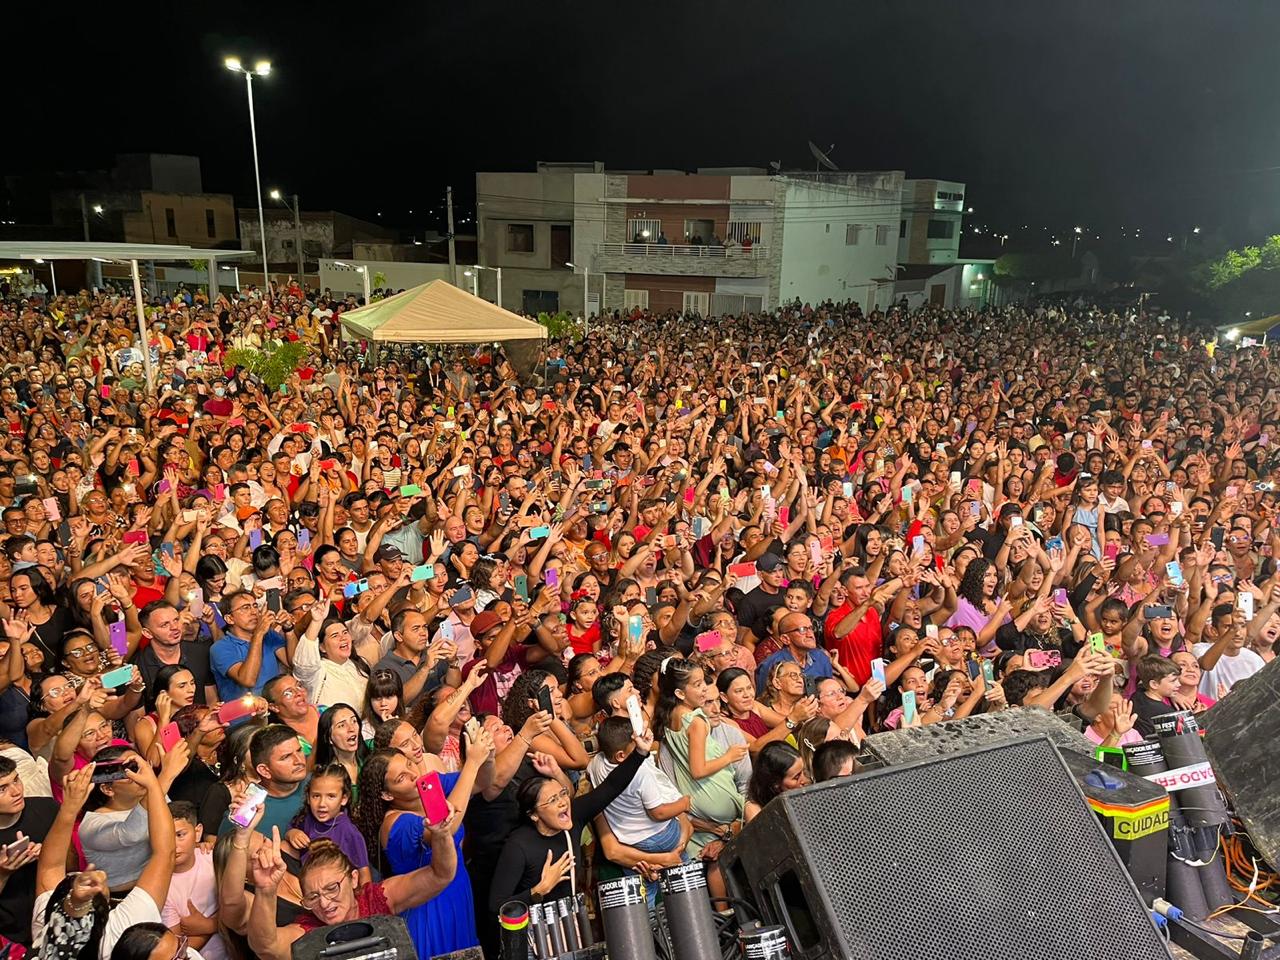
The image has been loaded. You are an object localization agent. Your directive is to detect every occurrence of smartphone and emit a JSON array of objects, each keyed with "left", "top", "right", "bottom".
[
  {"left": 90, "top": 760, "right": 138, "bottom": 785},
  {"left": 982, "top": 660, "right": 996, "bottom": 684},
  {"left": 901, "top": 484, "right": 914, "bottom": 505},
  {"left": 1104, "top": 543, "right": 1119, "bottom": 562},
  {"left": 695, "top": 630, "right": 722, "bottom": 653},
  {"left": 871, "top": 658, "right": 887, "bottom": 685},
  {"left": 42, "top": 497, "right": 61, "bottom": 523},
  {"left": 451, "top": 465, "right": 471, "bottom": 479},
  {"left": 186, "top": 587, "right": 204, "bottom": 620},
  {"left": 1026, "top": 649, "right": 1062, "bottom": 669},
  {"left": 1238, "top": 591, "right": 1255, "bottom": 622},
  {"left": 528, "top": 526, "right": 550, "bottom": 539},
  {"left": 297, "top": 528, "right": 311, "bottom": 552},
  {"left": 160, "top": 721, "right": 184, "bottom": 753},
  {"left": 1170, "top": 501, "right": 1184, "bottom": 516},
  {"left": 901, "top": 691, "right": 918, "bottom": 725},
  {"left": 342, "top": 579, "right": 369, "bottom": 599},
  {"left": 1145, "top": 533, "right": 1170, "bottom": 547},
  {"left": 1211, "top": 527, "right": 1225, "bottom": 550},
  {"left": 842, "top": 481, "right": 854, "bottom": 498},
  {"left": 778, "top": 505, "right": 791, "bottom": 527},
  {"left": 122, "top": 529, "right": 148, "bottom": 546},
  {"left": 536, "top": 685, "right": 555, "bottom": 716},
  {"left": 100, "top": 665, "right": 134, "bottom": 689},
  {"left": 628, "top": 615, "right": 645, "bottom": 644},
  {"left": 1045, "top": 537, "right": 1063, "bottom": 552},
  {"left": 1143, "top": 605, "right": 1174, "bottom": 620},
  {"left": 809, "top": 539, "right": 824, "bottom": 567},
  {"left": 181, "top": 509, "right": 198, "bottom": 523},
  {"left": 449, "top": 585, "right": 475, "bottom": 606},
  {"left": 911, "top": 535, "right": 926, "bottom": 556},
  {"left": 265, "top": 589, "right": 282, "bottom": 613},
  {"left": 108, "top": 619, "right": 128, "bottom": 656},
  {"left": 514, "top": 574, "right": 529, "bottom": 600},
  {"left": 966, "top": 660, "right": 981, "bottom": 680},
  {"left": 229, "top": 784, "right": 269, "bottom": 828},
  {"left": 645, "top": 585, "right": 658, "bottom": 607},
  {"left": 2, "top": 836, "right": 32, "bottom": 859},
  {"left": 969, "top": 501, "right": 982, "bottom": 518},
  {"left": 248, "top": 528, "right": 263, "bottom": 550},
  {"left": 218, "top": 696, "right": 257, "bottom": 724},
  {"left": 463, "top": 716, "right": 481, "bottom": 741},
  {"left": 415, "top": 772, "right": 451, "bottom": 825},
  {"left": 1166, "top": 561, "right": 1184, "bottom": 587},
  {"left": 625, "top": 694, "right": 646, "bottom": 737},
  {"left": 925, "top": 624, "right": 939, "bottom": 641},
  {"left": 728, "top": 561, "right": 758, "bottom": 578},
  {"left": 1089, "top": 632, "right": 1107, "bottom": 655},
  {"left": 1009, "top": 516, "right": 1023, "bottom": 528},
  {"left": 1053, "top": 588, "right": 1068, "bottom": 606}
]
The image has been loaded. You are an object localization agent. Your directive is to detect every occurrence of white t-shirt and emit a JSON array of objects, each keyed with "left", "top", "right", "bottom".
[
  {"left": 163, "top": 849, "right": 228, "bottom": 960},
  {"left": 1192, "top": 643, "right": 1266, "bottom": 698},
  {"left": 32, "top": 886, "right": 207, "bottom": 960},
  {"left": 586, "top": 752, "right": 682, "bottom": 846}
]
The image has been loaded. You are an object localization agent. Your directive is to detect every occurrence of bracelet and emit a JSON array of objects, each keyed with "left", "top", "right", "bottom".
[
  {"left": 517, "top": 733, "right": 531, "bottom": 748},
  {"left": 63, "top": 895, "right": 94, "bottom": 919}
]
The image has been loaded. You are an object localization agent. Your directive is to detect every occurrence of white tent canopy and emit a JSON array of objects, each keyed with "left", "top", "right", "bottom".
[{"left": 339, "top": 279, "right": 547, "bottom": 343}]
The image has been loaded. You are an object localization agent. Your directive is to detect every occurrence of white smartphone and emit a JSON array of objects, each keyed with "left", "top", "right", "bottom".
[
  {"left": 229, "top": 784, "right": 268, "bottom": 828},
  {"left": 1238, "top": 591, "right": 1255, "bottom": 622},
  {"left": 871, "top": 658, "right": 887, "bottom": 685},
  {"left": 625, "top": 694, "right": 645, "bottom": 737}
]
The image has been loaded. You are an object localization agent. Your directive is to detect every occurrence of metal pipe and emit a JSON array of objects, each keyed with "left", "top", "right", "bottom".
[
  {"left": 499, "top": 899, "right": 530, "bottom": 960},
  {"left": 658, "top": 862, "right": 719, "bottom": 960},
  {"left": 130, "top": 259, "right": 153, "bottom": 390},
  {"left": 244, "top": 71, "right": 270, "bottom": 298},
  {"left": 598, "top": 875, "right": 656, "bottom": 960}
]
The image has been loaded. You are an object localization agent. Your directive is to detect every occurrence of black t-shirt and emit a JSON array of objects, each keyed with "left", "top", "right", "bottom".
[
  {"left": 131, "top": 641, "right": 215, "bottom": 706},
  {"left": 996, "top": 622, "right": 1075, "bottom": 655},
  {"left": 1132, "top": 694, "right": 1175, "bottom": 739},
  {"left": 0, "top": 796, "right": 59, "bottom": 946},
  {"left": 735, "top": 585, "right": 787, "bottom": 640},
  {"left": 463, "top": 755, "right": 538, "bottom": 868}
]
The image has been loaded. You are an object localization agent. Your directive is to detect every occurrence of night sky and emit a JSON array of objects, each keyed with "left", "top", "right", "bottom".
[{"left": 7, "top": 1, "right": 1280, "bottom": 246}]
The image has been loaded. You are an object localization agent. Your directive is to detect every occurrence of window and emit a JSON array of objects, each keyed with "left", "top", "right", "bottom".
[
  {"left": 876, "top": 225, "right": 890, "bottom": 246},
  {"left": 623, "top": 290, "right": 649, "bottom": 311},
  {"left": 303, "top": 240, "right": 322, "bottom": 258},
  {"left": 165, "top": 208, "right": 177, "bottom": 238},
  {"left": 926, "top": 218, "right": 955, "bottom": 240},
  {"left": 550, "top": 225, "right": 571, "bottom": 266},
  {"left": 281, "top": 239, "right": 295, "bottom": 251},
  {"left": 845, "top": 224, "right": 862, "bottom": 246},
  {"left": 937, "top": 190, "right": 964, "bottom": 202},
  {"left": 726, "top": 221, "right": 763, "bottom": 245},
  {"left": 628, "top": 218, "right": 662, "bottom": 243},
  {"left": 205, "top": 208, "right": 217, "bottom": 238},
  {"left": 506, "top": 223, "right": 534, "bottom": 253},
  {"left": 900, "top": 219, "right": 907, "bottom": 238},
  {"left": 682, "top": 291, "right": 710, "bottom": 316}
]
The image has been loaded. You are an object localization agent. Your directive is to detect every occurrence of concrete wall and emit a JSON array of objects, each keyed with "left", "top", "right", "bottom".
[
  {"left": 318, "top": 259, "right": 462, "bottom": 297},
  {"left": 777, "top": 176, "right": 902, "bottom": 309},
  {"left": 240, "top": 216, "right": 335, "bottom": 263},
  {"left": 123, "top": 192, "right": 237, "bottom": 247},
  {"left": 899, "top": 178, "right": 964, "bottom": 265}
]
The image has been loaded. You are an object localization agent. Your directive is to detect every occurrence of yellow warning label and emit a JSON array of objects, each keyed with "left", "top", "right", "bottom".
[{"left": 1111, "top": 805, "right": 1170, "bottom": 840}]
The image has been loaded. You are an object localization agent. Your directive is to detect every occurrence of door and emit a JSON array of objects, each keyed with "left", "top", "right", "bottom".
[
  {"left": 550, "top": 225, "right": 572, "bottom": 268},
  {"left": 929, "top": 284, "right": 947, "bottom": 306},
  {"left": 682, "top": 291, "right": 710, "bottom": 316}
]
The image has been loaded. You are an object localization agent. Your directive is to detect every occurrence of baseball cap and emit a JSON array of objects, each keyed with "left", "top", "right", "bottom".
[
  {"left": 374, "top": 544, "right": 403, "bottom": 562},
  {"left": 757, "top": 553, "right": 785, "bottom": 573},
  {"left": 470, "top": 610, "right": 506, "bottom": 637}
]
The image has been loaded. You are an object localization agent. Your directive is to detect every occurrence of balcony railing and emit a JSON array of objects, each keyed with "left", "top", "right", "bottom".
[{"left": 596, "top": 241, "right": 768, "bottom": 260}]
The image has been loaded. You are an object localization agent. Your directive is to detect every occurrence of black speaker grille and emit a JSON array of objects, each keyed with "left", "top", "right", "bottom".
[{"left": 773, "top": 738, "right": 1170, "bottom": 960}]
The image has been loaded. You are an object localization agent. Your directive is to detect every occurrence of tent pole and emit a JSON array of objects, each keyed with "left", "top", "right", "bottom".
[{"left": 131, "top": 259, "right": 154, "bottom": 391}]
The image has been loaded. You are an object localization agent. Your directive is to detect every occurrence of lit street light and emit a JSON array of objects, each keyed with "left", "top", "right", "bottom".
[
  {"left": 270, "top": 188, "right": 303, "bottom": 278},
  {"left": 1072, "top": 226, "right": 1083, "bottom": 258},
  {"left": 566, "top": 261, "right": 591, "bottom": 335},
  {"left": 471, "top": 263, "right": 503, "bottom": 307},
  {"left": 225, "top": 55, "right": 272, "bottom": 295}
]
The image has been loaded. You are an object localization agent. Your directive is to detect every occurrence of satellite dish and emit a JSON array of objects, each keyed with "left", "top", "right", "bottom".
[
  {"left": 808, "top": 140, "right": 839, "bottom": 172},
  {"left": 769, "top": 159, "right": 782, "bottom": 173}
]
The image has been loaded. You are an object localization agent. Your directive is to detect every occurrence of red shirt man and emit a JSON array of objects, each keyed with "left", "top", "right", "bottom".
[{"left": 824, "top": 568, "right": 884, "bottom": 685}]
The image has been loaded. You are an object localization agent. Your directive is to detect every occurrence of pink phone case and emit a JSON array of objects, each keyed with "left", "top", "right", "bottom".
[
  {"left": 218, "top": 697, "right": 256, "bottom": 724},
  {"left": 160, "top": 722, "right": 183, "bottom": 753},
  {"left": 728, "top": 562, "right": 757, "bottom": 578},
  {"left": 695, "top": 630, "right": 722, "bottom": 653},
  {"left": 416, "top": 772, "right": 451, "bottom": 825}
]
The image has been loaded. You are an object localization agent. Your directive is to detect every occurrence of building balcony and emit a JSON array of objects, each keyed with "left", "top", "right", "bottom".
[{"left": 591, "top": 242, "right": 770, "bottom": 278}]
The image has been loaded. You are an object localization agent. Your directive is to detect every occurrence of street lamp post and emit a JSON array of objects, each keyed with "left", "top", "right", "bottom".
[
  {"left": 1071, "top": 225, "right": 1083, "bottom": 258},
  {"left": 565, "top": 262, "right": 590, "bottom": 336},
  {"left": 464, "top": 269, "right": 478, "bottom": 297},
  {"left": 271, "top": 189, "right": 303, "bottom": 278},
  {"left": 225, "top": 56, "right": 272, "bottom": 297}
]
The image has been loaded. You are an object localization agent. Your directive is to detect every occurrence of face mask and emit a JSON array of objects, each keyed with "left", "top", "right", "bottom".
[{"left": 214, "top": 387, "right": 225, "bottom": 398}]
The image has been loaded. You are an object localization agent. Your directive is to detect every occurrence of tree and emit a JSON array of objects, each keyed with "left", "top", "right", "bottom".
[
  {"left": 1190, "top": 235, "right": 1280, "bottom": 319},
  {"left": 224, "top": 341, "right": 307, "bottom": 391},
  {"left": 993, "top": 252, "right": 1078, "bottom": 282}
]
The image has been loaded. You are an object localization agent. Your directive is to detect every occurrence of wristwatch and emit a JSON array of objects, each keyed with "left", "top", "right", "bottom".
[{"left": 784, "top": 717, "right": 799, "bottom": 732}]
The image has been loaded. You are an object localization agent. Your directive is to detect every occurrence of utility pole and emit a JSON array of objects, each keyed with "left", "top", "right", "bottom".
[
  {"left": 446, "top": 186, "right": 457, "bottom": 284},
  {"left": 80, "top": 193, "right": 102, "bottom": 290},
  {"left": 292, "top": 194, "right": 303, "bottom": 279}
]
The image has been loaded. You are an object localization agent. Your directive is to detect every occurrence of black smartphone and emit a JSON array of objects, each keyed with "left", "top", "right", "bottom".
[
  {"left": 1143, "top": 605, "right": 1174, "bottom": 620},
  {"left": 1210, "top": 527, "right": 1225, "bottom": 550},
  {"left": 803, "top": 676, "right": 819, "bottom": 699},
  {"left": 90, "top": 760, "right": 137, "bottom": 784},
  {"left": 449, "top": 585, "right": 475, "bottom": 606},
  {"left": 536, "top": 686, "right": 554, "bottom": 715},
  {"left": 265, "top": 588, "right": 282, "bottom": 613},
  {"left": 645, "top": 586, "right": 658, "bottom": 606},
  {"left": 966, "top": 660, "right": 981, "bottom": 681}
]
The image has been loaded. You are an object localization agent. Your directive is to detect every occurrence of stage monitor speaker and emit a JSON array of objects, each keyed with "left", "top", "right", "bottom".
[
  {"left": 290, "top": 914, "right": 418, "bottom": 960},
  {"left": 721, "top": 736, "right": 1172, "bottom": 960},
  {"left": 863, "top": 708, "right": 1169, "bottom": 903},
  {"left": 1202, "top": 654, "right": 1280, "bottom": 871}
]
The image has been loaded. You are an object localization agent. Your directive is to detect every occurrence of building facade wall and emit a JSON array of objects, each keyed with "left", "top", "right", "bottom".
[{"left": 123, "top": 192, "right": 237, "bottom": 247}]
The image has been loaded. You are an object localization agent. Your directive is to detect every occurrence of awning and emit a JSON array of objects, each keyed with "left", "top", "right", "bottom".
[{"left": 339, "top": 279, "right": 547, "bottom": 343}]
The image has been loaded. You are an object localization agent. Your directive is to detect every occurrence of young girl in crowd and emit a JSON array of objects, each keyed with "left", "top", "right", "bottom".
[{"left": 285, "top": 762, "right": 371, "bottom": 882}]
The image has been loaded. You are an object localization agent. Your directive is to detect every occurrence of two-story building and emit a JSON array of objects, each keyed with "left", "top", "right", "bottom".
[
  {"left": 897, "top": 178, "right": 966, "bottom": 265},
  {"left": 475, "top": 162, "right": 905, "bottom": 317}
]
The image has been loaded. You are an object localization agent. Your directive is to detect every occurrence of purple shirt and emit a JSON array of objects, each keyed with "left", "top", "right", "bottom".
[{"left": 301, "top": 811, "right": 369, "bottom": 869}]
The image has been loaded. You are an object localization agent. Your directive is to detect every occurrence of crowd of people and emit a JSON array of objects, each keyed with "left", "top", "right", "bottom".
[{"left": 0, "top": 276, "right": 1274, "bottom": 960}]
